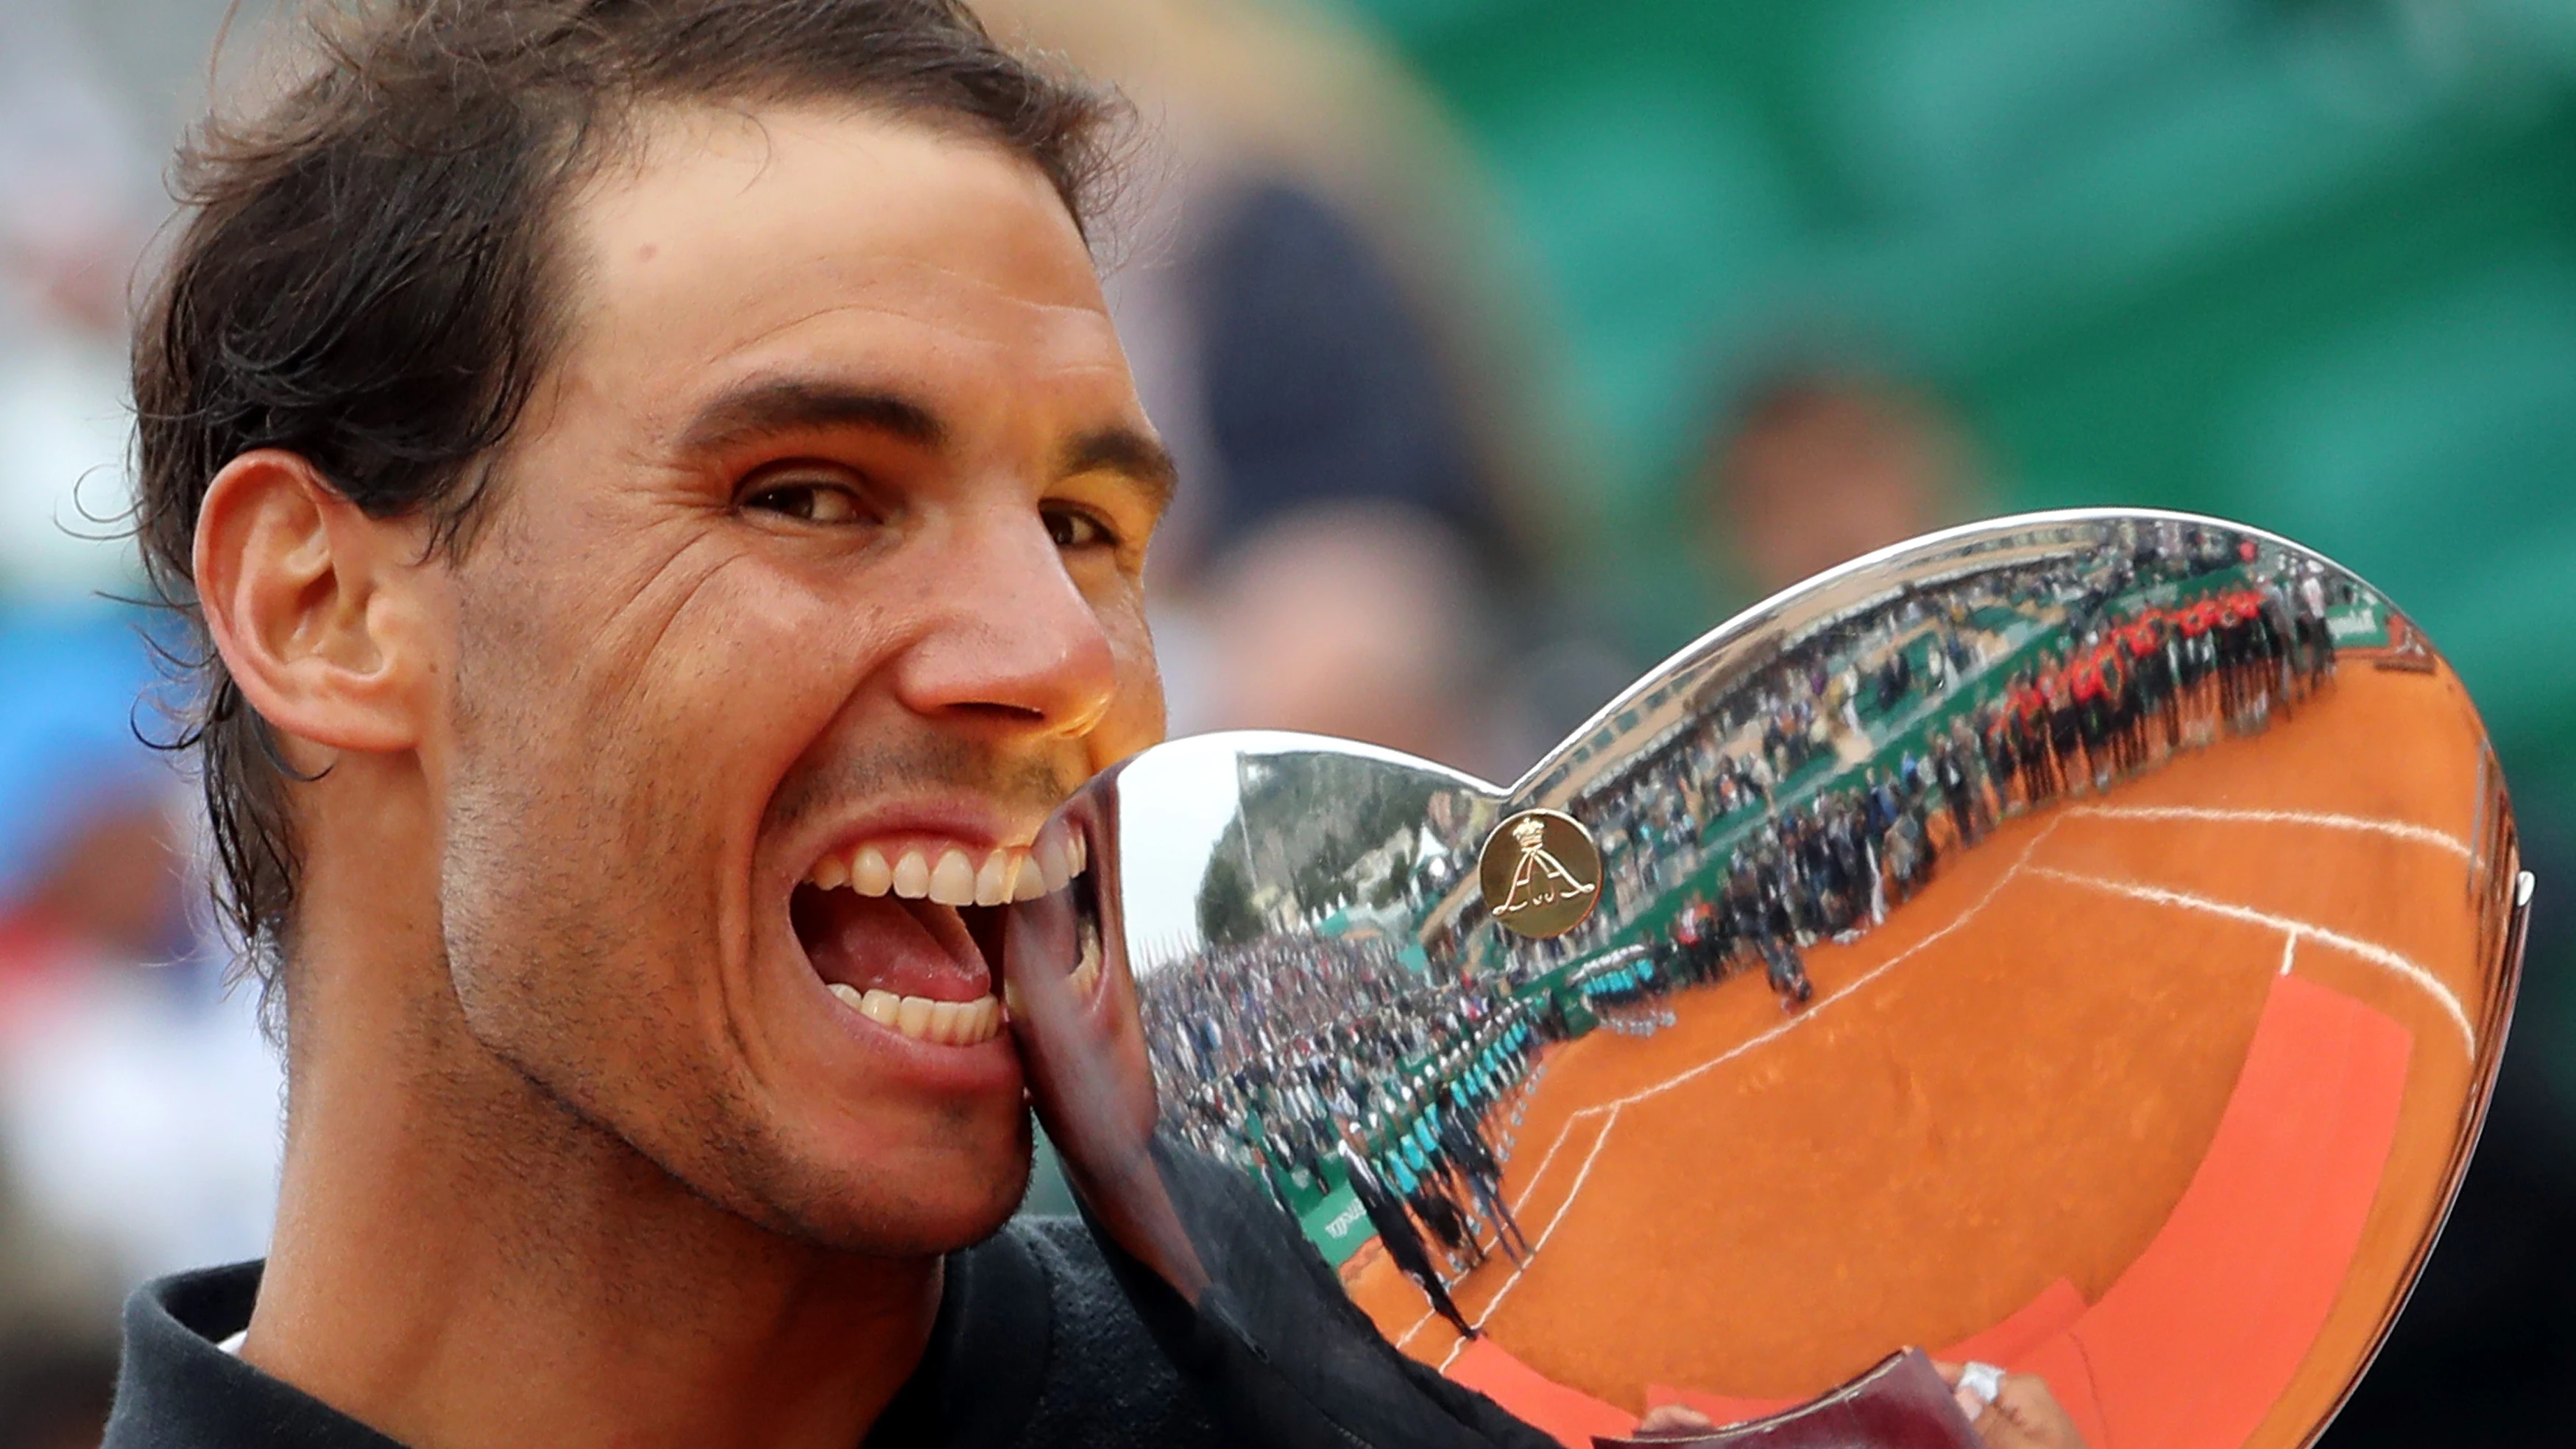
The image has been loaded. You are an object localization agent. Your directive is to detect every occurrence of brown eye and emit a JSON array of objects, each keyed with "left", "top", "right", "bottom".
[
  {"left": 746, "top": 481, "right": 866, "bottom": 524},
  {"left": 1044, "top": 505, "right": 1114, "bottom": 549}
]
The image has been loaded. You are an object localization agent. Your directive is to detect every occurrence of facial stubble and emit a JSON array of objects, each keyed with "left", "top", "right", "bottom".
[{"left": 436, "top": 601, "right": 1066, "bottom": 1258}]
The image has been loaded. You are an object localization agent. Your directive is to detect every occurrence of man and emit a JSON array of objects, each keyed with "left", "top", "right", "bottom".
[
  {"left": 1339, "top": 1136, "right": 1474, "bottom": 1341},
  {"left": 110, "top": 3, "right": 1220, "bottom": 1445},
  {"left": 1702, "top": 370, "right": 1975, "bottom": 599},
  {"left": 103, "top": 4, "right": 2091, "bottom": 1447}
]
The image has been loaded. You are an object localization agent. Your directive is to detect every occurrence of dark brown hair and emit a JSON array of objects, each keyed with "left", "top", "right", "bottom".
[{"left": 132, "top": 0, "right": 1124, "bottom": 1033}]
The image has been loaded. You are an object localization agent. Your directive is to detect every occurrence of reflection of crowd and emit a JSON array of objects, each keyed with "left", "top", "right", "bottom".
[
  {"left": 1585, "top": 623, "right": 1973, "bottom": 882},
  {"left": 1975, "top": 571, "right": 2338, "bottom": 811},
  {"left": 1578, "top": 531, "right": 2343, "bottom": 1016},
  {"left": 1141, "top": 935, "right": 1539, "bottom": 1335},
  {"left": 1553, "top": 575, "right": 2023, "bottom": 974},
  {"left": 1571, "top": 946, "right": 1678, "bottom": 1034},
  {"left": 1141, "top": 933, "right": 1413, "bottom": 1086}
]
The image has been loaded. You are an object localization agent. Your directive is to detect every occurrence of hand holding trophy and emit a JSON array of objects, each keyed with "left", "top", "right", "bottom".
[{"left": 1004, "top": 511, "right": 2529, "bottom": 1449}]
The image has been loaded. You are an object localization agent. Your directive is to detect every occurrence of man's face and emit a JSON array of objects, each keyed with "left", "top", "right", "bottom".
[{"left": 429, "top": 106, "right": 1167, "bottom": 1253}]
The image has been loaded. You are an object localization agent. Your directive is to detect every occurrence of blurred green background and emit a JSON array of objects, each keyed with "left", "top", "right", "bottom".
[
  {"left": 1338, "top": 0, "right": 2576, "bottom": 1118},
  {"left": 1345, "top": 0, "right": 2576, "bottom": 798}
]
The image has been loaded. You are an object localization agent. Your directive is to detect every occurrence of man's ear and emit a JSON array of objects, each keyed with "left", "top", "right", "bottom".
[{"left": 194, "top": 450, "right": 439, "bottom": 758}]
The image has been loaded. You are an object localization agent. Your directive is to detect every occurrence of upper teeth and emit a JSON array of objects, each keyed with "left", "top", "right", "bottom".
[{"left": 807, "top": 835, "right": 1086, "bottom": 905}]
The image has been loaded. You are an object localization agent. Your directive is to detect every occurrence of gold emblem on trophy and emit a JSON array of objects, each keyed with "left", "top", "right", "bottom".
[{"left": 1479, "top": 809, "right": 1602, "bottom": 939}]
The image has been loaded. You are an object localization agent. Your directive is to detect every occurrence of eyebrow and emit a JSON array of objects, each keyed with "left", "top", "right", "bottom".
[
  {"left": 1061, "top": 425, "right": 1179, "bottom": 513},
  {"left": 673, "top": 378, "right": 947, "bottom": 458},
  {"left": 672, "top": 375, "right": 1177, "bottom": 510}
]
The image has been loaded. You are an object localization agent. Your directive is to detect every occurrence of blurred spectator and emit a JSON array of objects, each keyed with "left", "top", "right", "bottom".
[
  {"left": 0, "top": 0, "right": 155, "bottom": 604},
  {"left": 1703, "top": 368, "right": 1978, "bottom": 598},
  {"left": 0, "top": 0, "right": 150, "bottom": 330},
  {"left": 0, "top": 609, "right": 281, "bottom": 1387},
  {"left": 1195, "top": 500, "right": 1490, "bottom": 765},
  {"left": 0, "top": 1333, "right": 117, "bottom": 1449}
]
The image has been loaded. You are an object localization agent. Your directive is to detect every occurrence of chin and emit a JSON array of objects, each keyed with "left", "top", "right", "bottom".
[{"left": 786, "top": 1112, "right": 1036, "bottom": 1255}]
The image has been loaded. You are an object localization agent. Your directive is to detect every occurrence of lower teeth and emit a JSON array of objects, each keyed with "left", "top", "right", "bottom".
[
  {"left": 999, "top": 918, "right": 1106, "bottom": 1016},
  {"left": 827, "top": 981, "right": 999, "bottom": 1045}
]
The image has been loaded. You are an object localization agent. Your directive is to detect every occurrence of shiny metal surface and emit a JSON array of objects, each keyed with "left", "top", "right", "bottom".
[{"left": 1001, "top": 509, "right": 2527, "bottom": 1449}]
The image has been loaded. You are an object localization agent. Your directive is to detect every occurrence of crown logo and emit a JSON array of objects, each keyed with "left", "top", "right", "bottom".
[{"left": 1482, "top": 809, "right": 1600, "bottom": 938}]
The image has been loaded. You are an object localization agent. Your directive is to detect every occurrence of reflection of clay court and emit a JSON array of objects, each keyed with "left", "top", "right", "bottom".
[{"left": 1347, "top": 654, "right": 2511, "bottom": 1449}]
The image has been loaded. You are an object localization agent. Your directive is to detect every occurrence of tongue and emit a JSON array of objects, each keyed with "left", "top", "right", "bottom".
[{"left": 791, "top": 886, "right": 994, "bottom": 1002}]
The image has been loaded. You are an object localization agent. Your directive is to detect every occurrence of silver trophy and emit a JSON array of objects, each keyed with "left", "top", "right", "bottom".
[{"left": 999, "top": 510, "right": 2530, "bottom": 1449}]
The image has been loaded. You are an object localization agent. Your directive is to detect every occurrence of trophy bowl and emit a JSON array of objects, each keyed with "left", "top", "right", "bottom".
[{"left": 998, "top": 509, "right": 2530, "bottom": 1449}]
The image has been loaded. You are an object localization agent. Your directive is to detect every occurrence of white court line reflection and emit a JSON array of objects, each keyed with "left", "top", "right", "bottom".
[{"left": 2029, "top": 865, "right": 2473, "bottom": 1054}]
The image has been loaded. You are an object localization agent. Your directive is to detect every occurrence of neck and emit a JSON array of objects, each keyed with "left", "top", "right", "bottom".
[{"left": 244, "top": 784, "right": 941, "bottom": 1449}]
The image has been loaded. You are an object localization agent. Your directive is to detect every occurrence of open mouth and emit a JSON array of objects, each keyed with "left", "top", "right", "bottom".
[{"left": 788, "top": 826, "right": 1104, "bottom": 1049}]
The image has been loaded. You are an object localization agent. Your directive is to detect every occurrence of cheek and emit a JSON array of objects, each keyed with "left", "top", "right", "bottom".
[
  {"left": 557, "top": 549, "right": 859, "bottom": 779},
  {"left": 440, "top": 556, "right": 840, "bottom": 960}
]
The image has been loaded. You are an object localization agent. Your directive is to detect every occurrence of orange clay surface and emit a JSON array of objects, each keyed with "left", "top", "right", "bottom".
[{"left": 1348, "top": 656, "right": 2509, "bottom": 1449}]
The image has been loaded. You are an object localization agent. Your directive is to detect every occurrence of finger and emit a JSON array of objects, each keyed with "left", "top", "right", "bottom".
[
  {"left": 1637, "top": 1404, "right": 1719, "bottom": 1435},
  {"left": 1970, "top": 1400, "right": 2049, "bottom": 1449},
  {"left": 1996, "top": 1372, "right": 2064, "bottom": 1418},
  {"left": 1931, "top": 1358, "right": 1967, "bottom": 1386},
  {"left": 1992, "top": 1373, "right": 2086, "bottom": 1449}
]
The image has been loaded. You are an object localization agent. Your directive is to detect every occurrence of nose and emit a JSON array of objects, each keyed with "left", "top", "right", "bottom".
[{"left": 892, "top": 509, "right": 1119, "bottom": 740}]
